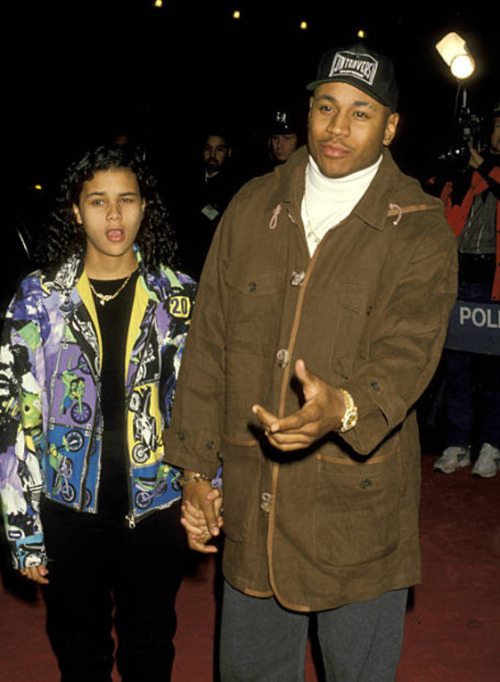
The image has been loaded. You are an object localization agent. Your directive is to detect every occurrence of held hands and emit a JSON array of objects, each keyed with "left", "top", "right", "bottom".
[
  {"left": 20, "top": 565, "right": 49, "bottom": 585},
  {"left": 180, "top": 360, "right": 346, "bottom": 546},
  {"left": 181, "top": 478, "right": 223, "bottom": 553},
  {"left": 252, "top": 359, "right": 346, "bottom": 451}
]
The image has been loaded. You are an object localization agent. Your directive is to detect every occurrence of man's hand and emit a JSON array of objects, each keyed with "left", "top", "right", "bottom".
[
  {"left": 20, "top": 565, "right": 49, "bottom": 585},
  {"left": 181, "top": 477, "right": 223, "bottom": 553},
  {"left": 469, "top": 147, "right": 484, "bottom": 169},
  {"left": 252, "top": 359, "right": 346, "bottom": 451}
]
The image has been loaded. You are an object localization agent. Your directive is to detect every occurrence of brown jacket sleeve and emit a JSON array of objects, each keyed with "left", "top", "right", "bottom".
[
  {"left": 340, "top": 212, "right": 458, "bottom": 455},
  {"left": 163, "top": 208, "right": 231, "bottom": 477}
]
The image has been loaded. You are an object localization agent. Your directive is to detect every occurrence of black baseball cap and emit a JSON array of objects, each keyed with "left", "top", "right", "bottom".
[{"left": 307, "top": 43, "right": 399, "bottom": 113}]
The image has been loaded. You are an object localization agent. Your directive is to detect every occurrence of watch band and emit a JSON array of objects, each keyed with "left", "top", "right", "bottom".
[{"left": 339, "top": 389, "right": 358, "bottom": 433}]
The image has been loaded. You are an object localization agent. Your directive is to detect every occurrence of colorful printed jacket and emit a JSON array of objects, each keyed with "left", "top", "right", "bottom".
[{"left": 0, "top": 249, "right": 196, "bottom": 569}]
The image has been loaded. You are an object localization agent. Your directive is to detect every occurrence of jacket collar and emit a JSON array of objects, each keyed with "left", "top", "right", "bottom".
[
  {"left": 265, "top": 146, "right": 414, "bottom": 233},
  {"left": 352, "top": 150, "right": 403, "bottom": 231},
  {"left": 48, "top": 246, "right": 174, "bottom": 301},
  {"left": 264, "top": 146, "right": 308, "bottom": 217}
]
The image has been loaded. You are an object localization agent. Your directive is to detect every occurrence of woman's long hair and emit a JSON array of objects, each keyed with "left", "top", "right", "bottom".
[{"left": 38, "top": 145, "right": 178, "bottom": 273}]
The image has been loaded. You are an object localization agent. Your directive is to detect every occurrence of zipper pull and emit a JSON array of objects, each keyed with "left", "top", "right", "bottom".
[{"left": 125, "top": 513, "right": 136, "bottom": 529}]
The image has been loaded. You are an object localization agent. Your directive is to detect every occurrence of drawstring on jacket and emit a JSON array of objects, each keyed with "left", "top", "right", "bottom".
[
  {"left": 269, "top": 204, "right": 282, "bottom": 230},
  {"left": 389, "top": 203, "right": 402, "bottom": 225}
]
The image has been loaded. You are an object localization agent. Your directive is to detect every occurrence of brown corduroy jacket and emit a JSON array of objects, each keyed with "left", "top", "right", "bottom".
[{"left": 164, "top": 146, "right": 458, "bottom": 612}]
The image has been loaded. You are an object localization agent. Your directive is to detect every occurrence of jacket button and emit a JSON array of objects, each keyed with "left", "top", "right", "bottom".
[
  {"left": 260, "top": 492, "right": 273, "bottom": 512},
  {"left": 360, "top": 478, "right": 372, "bottom": 489},
  {"left": 177, "top": 430, "right": 185, "bottom": 441},
  {"left": 366, "top": 305, "right": 373, "bottom": 316},
  {"left": 290, "top": 271, "right": 306, "bottom": 287},
  {"left": 371, "top": 381, "right": 380, "bottom": 392},
  {"left": 276, "top": 349, "right": 290, "bottom": 369},
  {"left": 248, "top": 282, "right": 257, "bottom": 292}
]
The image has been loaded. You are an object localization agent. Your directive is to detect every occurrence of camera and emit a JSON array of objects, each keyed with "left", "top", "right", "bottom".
[{"left": 438, "top": 105, "right": 484, "bottom": 167}]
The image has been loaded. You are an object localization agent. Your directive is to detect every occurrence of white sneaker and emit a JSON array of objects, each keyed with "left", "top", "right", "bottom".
[
  {"left": 471, "top": 443, "right": 500, "bottom": 478},
  {"left": 434, "top": 446, "right": 471, "bottom": 474}
]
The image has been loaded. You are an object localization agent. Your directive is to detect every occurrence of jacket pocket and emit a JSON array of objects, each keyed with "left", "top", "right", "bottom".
[
  {"left": 314, "top": 445, "right": 401, "bottom": 567},
  {"left": 225, "top": 263, "right": 285, "bottom": 357},
  {"left": 327, "top": 282, "right": 371, "bottom": 378}
]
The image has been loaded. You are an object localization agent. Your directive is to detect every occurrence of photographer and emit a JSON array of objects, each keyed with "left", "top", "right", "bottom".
[{"left": 432, "top": 102, "right": 500, "bottom": 477}]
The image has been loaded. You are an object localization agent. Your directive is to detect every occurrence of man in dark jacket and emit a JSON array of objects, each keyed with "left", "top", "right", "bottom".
[
  {"left": 165, "top": 44, "right": 457, "bottom": 681},
  {"left": 178, "top": 132, "right": 240, "bottom": 279}
]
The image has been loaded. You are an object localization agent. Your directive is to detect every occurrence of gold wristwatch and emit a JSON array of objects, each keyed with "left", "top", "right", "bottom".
[{"left": 339, "top": 389, "right": 358, "bottom": 433}]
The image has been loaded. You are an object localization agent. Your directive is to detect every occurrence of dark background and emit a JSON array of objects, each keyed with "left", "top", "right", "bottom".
[{"left": 4, "top": 2, "right": 499, "bottom": 301}]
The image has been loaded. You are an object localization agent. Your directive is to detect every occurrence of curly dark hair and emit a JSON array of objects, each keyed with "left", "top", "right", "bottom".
[{"left": 38, "top": 145, "right": 178, "bottom": 273}]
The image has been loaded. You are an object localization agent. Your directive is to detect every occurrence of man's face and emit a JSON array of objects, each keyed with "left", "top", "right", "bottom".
[
  {"left": 490, "top": 117, "right": 500, "bottom": 154},
  {"left": 308, "top": 82, "right": 399, "bottom": 178},
  {"left": 203, "top": 135, "right": 230, "bottom": 175},
  {"left": 73, "top": 168, "right": 145, "bottom": 266},
  {"left": 270, "top": 134, "right": 299, "bottom": 164}
]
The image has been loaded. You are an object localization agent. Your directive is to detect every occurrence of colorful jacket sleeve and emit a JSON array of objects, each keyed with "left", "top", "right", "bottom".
[
  {"left": 0, "top": 287, "right": 47, "bottom": 569},
  {"left": 157, "top": 267, "right": 198, "bottom": 428}
]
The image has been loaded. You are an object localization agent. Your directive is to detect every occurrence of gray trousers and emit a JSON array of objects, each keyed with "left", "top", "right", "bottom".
[{"left": 220, "top": 581, "right": 408, "bottom": 682}]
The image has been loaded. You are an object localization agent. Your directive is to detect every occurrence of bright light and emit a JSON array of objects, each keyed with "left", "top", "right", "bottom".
[
  {"left": 450, "top": 54, "right": 475, "bottom": 79},
  {"left": 34, "top": 184, "right": 42, "bottom": 191},
  {"left": 154, "top": 0, "right": 162, "bottom": 6},
  {"left": 357, "top": 30, "right": 366, "bottom": 39},
  {"left": 436, "top": 32, "right": 475, "bottom": 80},
  {"left": 300, "top": 21, "right": 307, "bottom": 30},
  {"left": 233, "top": 10, "right": 241, "bottom": 19}
]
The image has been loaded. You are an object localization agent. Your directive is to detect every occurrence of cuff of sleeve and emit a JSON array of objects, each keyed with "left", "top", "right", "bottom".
[
  {"left": 12, "top": 534, "right": 47, "bottom": 570},
  {"left": 338, "top": 378, "right": 407, "bottom": 455},
  {"left": 163, "top": 426, "right": 221, "bottom": 479}
]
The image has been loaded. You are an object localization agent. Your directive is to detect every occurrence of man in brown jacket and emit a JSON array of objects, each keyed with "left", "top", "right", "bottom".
[{"left": 165, "top": 43, "right": 457, "bottom": 681}]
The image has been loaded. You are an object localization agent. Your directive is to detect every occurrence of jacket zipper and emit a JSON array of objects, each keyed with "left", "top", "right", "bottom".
[
  {"left": 77, "top": 354, "right": 102, "bottom": 512},
  {"left": 60, "top": 312, "right": 100, "bottom": 514}
]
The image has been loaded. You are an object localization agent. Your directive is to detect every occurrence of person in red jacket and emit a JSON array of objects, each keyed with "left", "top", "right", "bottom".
[{"left": 433, "top": 102, "right": 500, "bottom": 477}]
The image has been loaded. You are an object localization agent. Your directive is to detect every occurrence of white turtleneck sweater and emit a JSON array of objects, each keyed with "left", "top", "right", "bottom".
[{"left": 301, "top": 154, "right": 382, "bottom": 256}]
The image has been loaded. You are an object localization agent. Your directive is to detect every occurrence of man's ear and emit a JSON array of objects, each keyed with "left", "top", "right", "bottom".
[{"left": 383, "top": 112, "right": 400, "bottom": 147}]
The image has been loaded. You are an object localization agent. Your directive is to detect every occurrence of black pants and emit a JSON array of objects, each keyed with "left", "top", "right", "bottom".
[
  {"left": 443, "top": 280, "right": 500, "bottom": 450},
  {"left": 41, "top": 497, "right": 186, "bottom": 682},
  {"left": 444, "top": 349, "right": 500, "bottom": 449}
]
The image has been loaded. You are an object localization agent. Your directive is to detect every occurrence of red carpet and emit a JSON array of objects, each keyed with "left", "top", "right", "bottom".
[{"left": 1, "top": 453, "right": 498, "bottom": 681}]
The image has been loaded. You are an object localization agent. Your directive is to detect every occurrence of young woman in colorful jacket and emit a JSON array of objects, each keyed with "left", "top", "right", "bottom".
[{"left": 0, "top": 145, "right": 196, "bottom": 680}]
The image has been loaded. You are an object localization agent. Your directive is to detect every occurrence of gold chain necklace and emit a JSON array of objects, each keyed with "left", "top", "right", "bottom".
[{"left": 89, "top": 271, "right": 135, "bottom": 307}]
